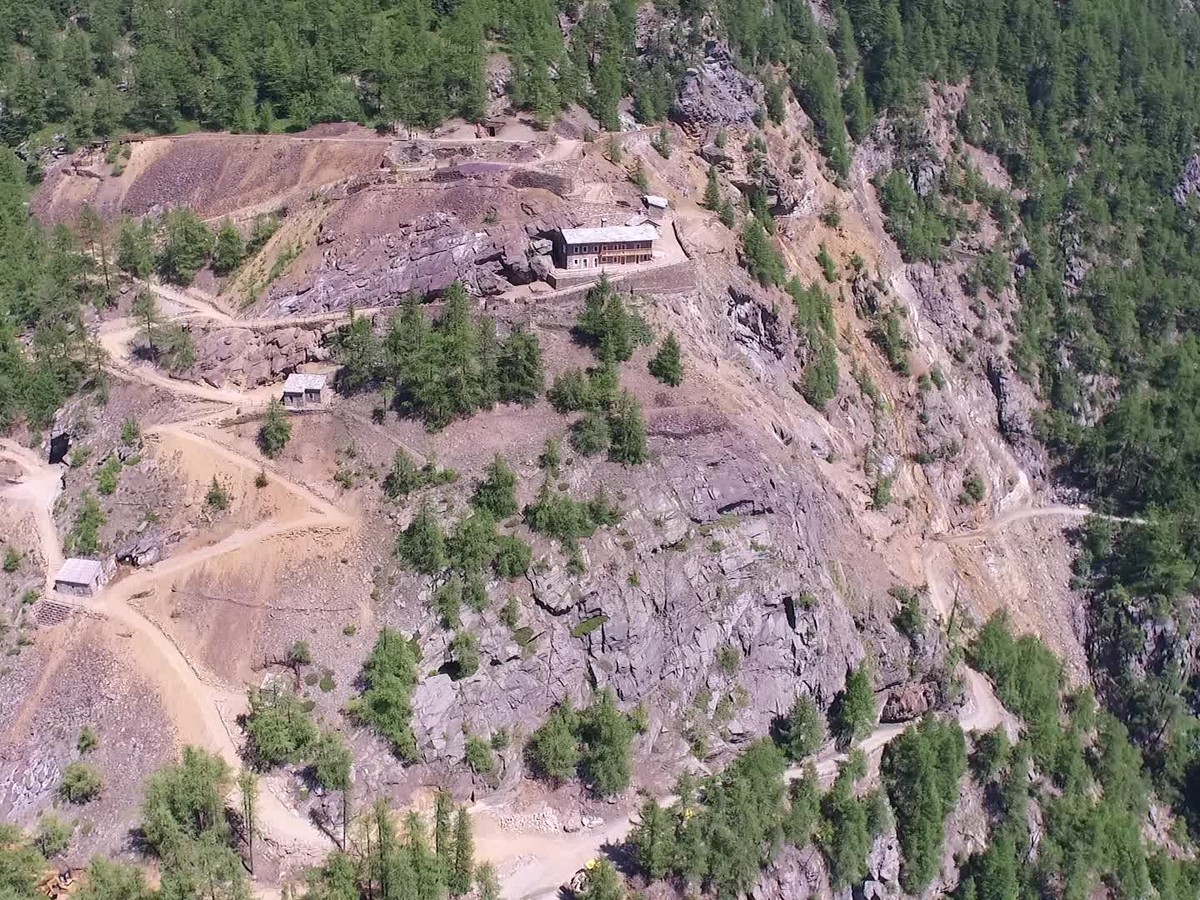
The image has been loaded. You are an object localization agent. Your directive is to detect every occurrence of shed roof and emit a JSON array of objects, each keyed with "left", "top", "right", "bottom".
[
  {"left": 643, "top": 194, "right": 670, "bottom": 209},
  {"left": 55, "top": 558, "right": 103, "bottom": 585},
  {"left": 282, "top": 373, "right": 327, "bottom": 393},
  {"left": 559, "top": 224, "right": 659, "bottom": 245}
]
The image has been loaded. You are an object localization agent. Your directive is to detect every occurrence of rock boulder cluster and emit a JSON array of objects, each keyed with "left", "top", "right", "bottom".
[{"left": 190, "top": 324, "right": 331, "bottom": 388}]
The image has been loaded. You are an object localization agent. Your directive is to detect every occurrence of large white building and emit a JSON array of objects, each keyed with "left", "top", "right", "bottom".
[{"left": 555, "top": 224, "right": 658, "bottom": 271}]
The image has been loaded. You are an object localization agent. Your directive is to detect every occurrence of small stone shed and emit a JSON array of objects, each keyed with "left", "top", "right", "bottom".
[
  {"left": 53, "top": 558, "right": 109, "bottom": 597},
  {"left": 282, "top": 373, "right": 327, "bottom": 409}
]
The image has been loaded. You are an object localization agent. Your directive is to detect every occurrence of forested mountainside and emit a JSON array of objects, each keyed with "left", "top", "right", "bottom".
[{"left": 3, "top": 0, "right": 1200, "bottom": 899}]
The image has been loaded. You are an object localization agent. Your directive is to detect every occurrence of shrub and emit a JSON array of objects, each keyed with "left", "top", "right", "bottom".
[
  {"left": 59, "top": 762, "right": 104, "bottom": 803},
  {"left": 69, "top": 491, "right": 106, "bottom": 555},
  {"left": 204, "top": 476, "right": 230, "bottom": 511},
  {"left": 120, "top": 417, "right": 140, "bottom": 445},
  {"left": 36, "top": 812, "right": 72, "bottom": 858},
  {"left": 435, "top": 576, "right": 463, "bottom": 629},
  {"left": 242, "top": 686, "right": 317, "bottom": 766},
  {"left": 77, "top": 725, "right": 99, "bottom": 754},
  {"left": 3, "top": 548, "right": 21, "bottom": 573},
  {"left": 346, "top": 629, "right": 421, "bottom": 760},
  {"left": 258, "top": 398, "right": 291, "bottom": 458},
  {"left": 817, "top": 244, "right": 838, "bottom": 282},
  {"left": 471, "top": 456, "right": 519, "bottom": 519},
  {"left": 716, "top": 645, "right": 740, "bottom": 674},
  {"left": 961, "top": 471, "right": 986, "bottom": 504},
  {"left": 466, "top": 736, "right": 496, "bottom": 776},
  {"left": 450, "top": 630, "right": 480, "bottom": 679},
  {"left": 890, "top": 585, "right": 923, "bottom": 639}
]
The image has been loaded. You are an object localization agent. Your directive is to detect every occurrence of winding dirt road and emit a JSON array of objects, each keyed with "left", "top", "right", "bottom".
[
  {"left": 0, "top": 292, "right": 361, "bottom": 869},
  {"left": 0, "top": 272, "right": 1121, "bottom": 897}
]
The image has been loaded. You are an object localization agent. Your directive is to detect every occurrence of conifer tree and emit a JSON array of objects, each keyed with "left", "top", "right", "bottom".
[
  {"left": 399, "top": 500, "right": 447, "bottom": 574},
  {"left": 212, "top": 219, "right": 246, "bottom": 275},
  {"left": 703, "top": 165, "right": 722, "bottom": 210},
  {"left": 607, "top": 391, "right": 648, "bottom": 465},
  {"left": 449, "top": 806, "right": 474, "bottom": 896},
  {"left": 648, "top": 333, "right": 683, "bottom": 387}
]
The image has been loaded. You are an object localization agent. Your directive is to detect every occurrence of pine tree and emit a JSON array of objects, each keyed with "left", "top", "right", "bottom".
[
  {"left": 398, "top": 500, "right": 447, "bottom": 574},
  {"left": 632, "top": 798, "right": 674, "bottom": 879},
  {"left": 449, "top": 806, "right": 473, "bottom": 896},
  {"left": 131, "top": 290, "right": 162, "bottom": 357},
  {"left": 703, "top": 165, "right": 722, "bottom": 210},
  {"left": 116, "top": 217, "right": 154, "bottom": 277},
  {"left": 607, "top": 391, "right": 648, "bottom": 465},
  {"left": 434, "top": 790, "right": 454, "bottom": 872},
  {"left": 496, "top": 327, "right": 544, "bottom": 405},
  {"left": 578, "top": 858, "right": 625, "bottom": 900},
  {"left": 212, "top": 219, "right": 246, "bottom": 275},
  {"left": 648, "top": 333, "right": 683, "bottom": 387},
  {"left": 157, "top": 207, "right": 213, "bottom": 285},
  {"left": 237, "top": 770, "right": 257, "bottom": 874},
  {"left": 835, "top": 663, "right": 876, "bottom": 743},
  {"left": 778, "top": 694, "right": 824, "bottom": 760}
]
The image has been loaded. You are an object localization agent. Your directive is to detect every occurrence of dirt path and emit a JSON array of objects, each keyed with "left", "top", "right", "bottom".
[
  {"left": 0, "top": 299, "right": 364, "bottom": 869},
  {"left": 0, "top": 438, "right": 64, "bottom": 594}
]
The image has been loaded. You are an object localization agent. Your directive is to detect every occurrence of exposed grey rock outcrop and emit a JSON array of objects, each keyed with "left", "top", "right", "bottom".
[
  {"left": 1173, "top": 153, "right": 1200, "bottom": 206},
  {"left": 673, "top": 41, "right": 761, "bottom": 127}
]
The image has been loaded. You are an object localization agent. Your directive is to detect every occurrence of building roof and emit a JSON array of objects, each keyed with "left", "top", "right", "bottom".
[
  {"left": 643, "top": 194, "right": 670, "bottom": 209},
  {"left": 559, "top": 224, "right": 659, "bottom": 245},
  {"left": 55, "top": 558, "right": 103, "bottom": 585},
  {"left": 282, "top": 373, "right": 327, "bottom": 393}
]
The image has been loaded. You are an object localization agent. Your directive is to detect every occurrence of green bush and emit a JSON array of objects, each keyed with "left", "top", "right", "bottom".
[
  {"left": 524, "top": 482, "right": 620, "bottom": 552},
  {"left": 258, "top": 398, "right": 292, "bottom": 458},
  {"left": 466, "top": 735, "right": 496, "bottom": 776},
  {"left": 451, "top": 630, "right": 480, "bottom": 679},
  {"left": 96, "top": 455, "right": 121, "bottom": 496},
  {"left": 205, "top": 476, "right": 230, "bottom": 511},
  {"left": 346, "top": 628, "right": 421, "bottom": 761},
  {"left": 789, "top": 279, "right": 839, "bottom": 408},
  {"left": 2, "top": 548, "right": 21, "bottom": 573},
  {"left": 59, "top": 761, "right": 104, "bottom": 803},
  {"left": 242, "top": 686, "right": 317, "bottom": 766},
  {"left": 471, "top": 455, "right": 519, "bottom": 519}
]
